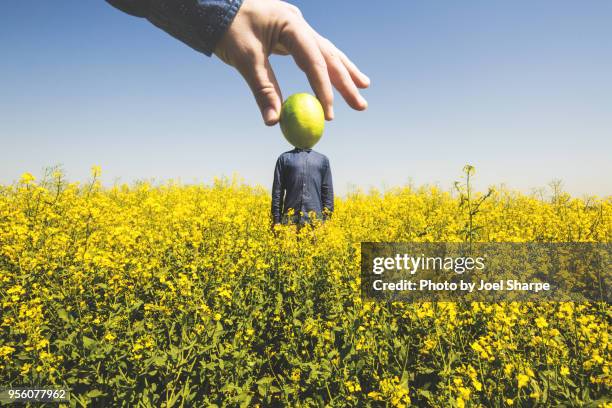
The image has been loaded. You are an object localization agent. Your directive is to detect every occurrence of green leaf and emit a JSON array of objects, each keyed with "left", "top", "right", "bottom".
[
  {"left": 282, "top": 385, "right": 296, "bottom": 395},
  {"left": 86, "top": 389, "right": 106, "bottom": 398},
  {"left": 57, "top": 308, "right": 70, "bottom": 323},
  {"left": 82, "top": 335, "right": 96, "bottom": 349},
  {"left": 129, "top": 300, "right": 144, "bottom": 311},
  {"left": 238, "top": 393, "right": 252, "bottom": 408},
  {"left": 151, "top": 354, "right": 167, "bottom": 367},
  {"left": 256, "top": 376, "right": 275, "bottom": 385}
]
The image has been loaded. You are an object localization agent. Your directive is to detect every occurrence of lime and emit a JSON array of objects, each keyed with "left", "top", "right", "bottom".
[{"left": 279, "top": 93, "right": 325, "bottom": 149}]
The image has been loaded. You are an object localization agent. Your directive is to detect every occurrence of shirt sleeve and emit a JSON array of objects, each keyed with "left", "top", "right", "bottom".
[
  {"left": 271, "top": 156, "right": 284, "bottom": 224},
  {"left": 321, "top": 157, "right": 334, "bottom": 217},
  {"left": 106, "top": 0, "right": 243, "bottom": 56}
]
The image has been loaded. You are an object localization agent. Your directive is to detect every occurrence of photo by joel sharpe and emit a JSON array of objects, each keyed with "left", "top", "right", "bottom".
[
  {"left": 1, "top": 1, "right": 611, "bottom": 407},
  {"left": 361, "top": 242, "right": 610, "bottom": 302}
]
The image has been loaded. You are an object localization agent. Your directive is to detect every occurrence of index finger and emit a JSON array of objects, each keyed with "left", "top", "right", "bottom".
[{"left": 280, "top": 21, "right": 334, "bottom": 120}]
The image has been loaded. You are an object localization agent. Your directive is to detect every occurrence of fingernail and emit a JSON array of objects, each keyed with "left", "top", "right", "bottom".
[
  {"left": 362, "top": 74, "right": 371, "bottom": 87},
  {"left": 328, "top": 106, "right": 334, "bottom": 120},
  {"left": 359, "top": 96, "right": 368, "bottom": 110},
  {"left": 263, "top": 107, "right": 277, "bottom": 125}
]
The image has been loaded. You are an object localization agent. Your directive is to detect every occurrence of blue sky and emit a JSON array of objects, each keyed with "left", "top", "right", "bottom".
[{"left": 1, "top": 1, "right": 610, "bottom": 196}]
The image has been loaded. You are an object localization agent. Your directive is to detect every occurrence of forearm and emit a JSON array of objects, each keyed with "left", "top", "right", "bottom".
[
  {"left": 271, "top": 191, "right": 283, "bottom": 224},
  {"left": 322, "top": 196, "right": 333, "bottom": 217},
  {"left": 321, "top": 161, "right": 334, "bottom": 214},
  {"left": 271, "top": 158, "right": 285, "bottom": 224},
  {"left": 106, "top": 0, "right": 243, "bottom": 56}
]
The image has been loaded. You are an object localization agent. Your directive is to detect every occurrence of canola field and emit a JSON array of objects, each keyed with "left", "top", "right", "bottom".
[{"left": 0, "top": 167, "right": 610, "bottom": 407}]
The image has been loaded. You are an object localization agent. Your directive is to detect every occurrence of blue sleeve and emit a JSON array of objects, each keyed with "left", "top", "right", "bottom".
[
  {"left": 271, "top": 156, "right": 284, "bottom": 224},
  {"left": 321, "top": 157, "right": 334, "bottom": 217},
  {"left": 106, "top": 0, "right": 243, "bottom": 56}
]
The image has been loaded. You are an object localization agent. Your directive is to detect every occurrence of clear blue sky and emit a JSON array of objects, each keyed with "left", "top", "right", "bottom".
[{"left": 1, "top": 1, "right": 610, "bottom": 196}]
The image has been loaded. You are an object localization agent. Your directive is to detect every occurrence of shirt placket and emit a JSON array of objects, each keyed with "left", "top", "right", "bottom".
[{"left": 301, "top": 152, "right": 306, "bottom": 217}]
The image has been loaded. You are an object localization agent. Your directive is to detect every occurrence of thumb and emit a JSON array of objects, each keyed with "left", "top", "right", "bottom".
[{"left": 237, "top": 55, "right": 283, "bottom": 126}]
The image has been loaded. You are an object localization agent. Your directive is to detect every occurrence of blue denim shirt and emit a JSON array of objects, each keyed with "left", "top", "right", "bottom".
[
  {"left": 272, "top": 148, "right": 334, "bottom": 224},
  {"left": 107, "top": 0, "right": 243, "bottom": 56}
]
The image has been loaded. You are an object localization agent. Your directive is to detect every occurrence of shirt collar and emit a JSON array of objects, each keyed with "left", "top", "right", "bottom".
[{"left": 294, "top": 147, "right": 312, "bottom": 153}]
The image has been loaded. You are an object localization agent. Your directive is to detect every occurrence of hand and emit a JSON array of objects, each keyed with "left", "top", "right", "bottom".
[{"left": 214, "top": 0, "right": 370, "bottom": 126}]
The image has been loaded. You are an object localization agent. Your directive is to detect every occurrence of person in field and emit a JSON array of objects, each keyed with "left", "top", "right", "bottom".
[{"left": 271, "top": 148, "right": 333, "bottom": 225}]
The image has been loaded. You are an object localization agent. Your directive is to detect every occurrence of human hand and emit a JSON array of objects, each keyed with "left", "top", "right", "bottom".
[{"left": 214, "top": 0, "right": 370, "bottom": 126}]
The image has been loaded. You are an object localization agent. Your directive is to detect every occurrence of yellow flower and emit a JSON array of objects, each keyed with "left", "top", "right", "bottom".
[
  {"left": 458, "top": 386, "right": 471, "bottom": 400},
  {"left": 20, "top": 172, "right": 36, "bottom": 184},
  {"left": 367, "top": 391, "right": 383, "bottom": 401},
  {"left": 379, "top": 376, "right": 410, "bottom": 407},
  {"left": 517, "top": 373, "right": 530, "bottom": 388},
  {"left": 345, "top": 380, "right": 361, "bottom": 393},
  {"left": 560, "top": 366, "right": 570, "bottom": 376},
  {"left": 0, "top": 346, "right": 16, "bottom": 359},
  {"left": 217, "top": 287, "right": 232, "bottom": 299},
  {"left": 91, "top": 165, "right": 102, "bottom": 178},
  {"left": 535, "top": 316, "right": 548, "bottom": 329},
  {"left": 20, "top": 363, "right": 32, "bottom": 375}
]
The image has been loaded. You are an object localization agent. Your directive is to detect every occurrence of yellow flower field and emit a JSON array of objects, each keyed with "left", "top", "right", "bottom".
[{"left": 0, "top": 167, "right": 610, "bottom": 407}]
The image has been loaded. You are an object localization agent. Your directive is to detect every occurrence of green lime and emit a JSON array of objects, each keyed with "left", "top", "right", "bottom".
[{"left": 279, "top": 93, "right": 325, "bottom": 149}]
